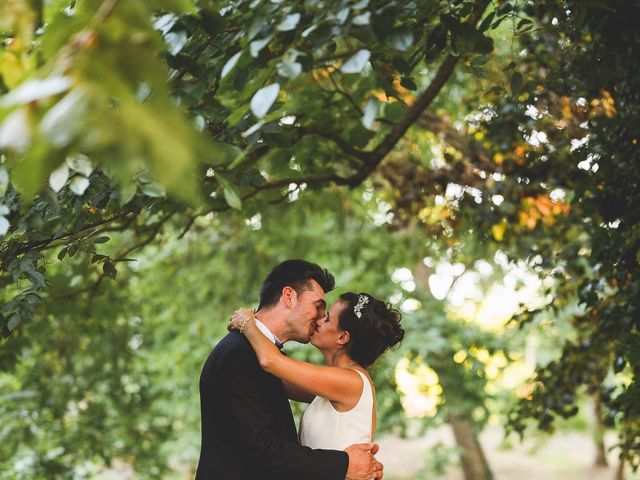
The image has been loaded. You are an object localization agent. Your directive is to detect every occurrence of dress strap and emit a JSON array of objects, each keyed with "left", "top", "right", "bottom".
[{"left": 348, "top": 368, "right": 373, "bottom": 403}]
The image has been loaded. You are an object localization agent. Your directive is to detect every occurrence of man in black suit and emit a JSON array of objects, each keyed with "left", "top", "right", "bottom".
[{"left": 195, "top": 260, "right": 383, "bottom": 479}]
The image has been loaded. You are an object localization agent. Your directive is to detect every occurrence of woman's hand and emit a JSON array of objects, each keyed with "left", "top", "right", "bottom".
[{"left": 227, "top": 308, "right": 256, "bottom": 333}]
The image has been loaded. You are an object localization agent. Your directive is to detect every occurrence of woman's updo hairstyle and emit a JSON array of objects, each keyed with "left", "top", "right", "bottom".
[{"left": 337, "top": 292, "right": 404, "bottom": 367}]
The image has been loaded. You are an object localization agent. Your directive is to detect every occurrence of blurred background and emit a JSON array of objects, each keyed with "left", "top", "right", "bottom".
[{"left": 1, "top": 0, "right": 639, "bottom": 479}]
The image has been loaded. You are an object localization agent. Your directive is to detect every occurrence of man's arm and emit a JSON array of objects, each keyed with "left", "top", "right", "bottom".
[{"left": 283, "top": 379, "right": 315, "bottom": 403}]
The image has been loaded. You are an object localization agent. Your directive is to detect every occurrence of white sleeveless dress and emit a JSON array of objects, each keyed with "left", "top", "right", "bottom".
[{"left": 299, "top": 369, "right": 374, "bottom": 450}]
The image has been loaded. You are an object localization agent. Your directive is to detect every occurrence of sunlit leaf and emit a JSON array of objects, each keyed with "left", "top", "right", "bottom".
[
  {"left": 221, "top": 51, "right": 242, "bottom": 79},
  {"left": 250, "top": 37, "right": 271, "bottom": 58},
  {"left": 49, "top": 164, "right": 69, "bottom": 193},
  {"left": 0, "top": 108, "right": 32, "bottom": 151},
  {"left": 69, "top": 176, "right": 90, "bottom": 196},
  {"left": 362, "top": 98, "right": 378, "bottom": 130},
  {"left": 341, "top": 49, "right": 370, "bottom": 74},
  {"left": 66, "top": 154, "right": 93, "bottom": 177},
  {"left": 277, "top": 13, "right": 300, "bottom": 31},
  {"left": 0, "top": 216, "right": 9, "bottom": 236},
  {"left": 250, "top": 83, "right": 280, "bottom": 119},
  {"left": 352, "top": 12, "right": 371, "bottom": 25},
  {"left": 390, "top": 33, "right": 414, "bottom": 52},
  {"left": 0, "top": 76, "right": 72, "bottom": 107},
  {"left": 39, "top": 90, "right": 89, "bottom": 147},
  {"left": 277, "top": 60, "right": 302, "bottom": 78},
  {"left": 0, "top": 168, "right": 8, "bottom": 197}
]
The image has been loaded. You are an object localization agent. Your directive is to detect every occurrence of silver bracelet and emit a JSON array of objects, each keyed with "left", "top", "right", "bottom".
[{"left": 239, "top": 317, "right": 250, "bottom": 334}]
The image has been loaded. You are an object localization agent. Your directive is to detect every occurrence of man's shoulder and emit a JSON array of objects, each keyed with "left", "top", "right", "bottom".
[{"left": 210, "top": 331, "right": 253, "bottom": 361}]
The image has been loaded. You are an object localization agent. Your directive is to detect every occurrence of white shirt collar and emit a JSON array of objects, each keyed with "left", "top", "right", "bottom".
[{"left": 254, "top": 318, "right": 284, "bottom": 347}]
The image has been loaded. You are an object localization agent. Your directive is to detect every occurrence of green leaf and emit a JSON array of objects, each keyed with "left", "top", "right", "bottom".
[
  {"left": 510, "top": 72, "right": 523, "bottom": 95},
  {"left": 199, "top": 9, "right": 225, "bottom": 36},
  {"left": 120, "top": 182, "right": 137, "bottom": 205},
  {"left": 517, "top": 18, "right": 534, "bottom": 32},
  {"left": 91, "top": 254, "right": 107, "bottom": 263},
  {"left": 7, "top": 313, "right": 21, "bottom": 331},
  {"left": 26, "top": 270, "right": 45, "bottom": 289},
  {"left": 478, "top": 12, "right": 496, "bottom": 32},
  {"left": 93, "top": 236, "right": 110, "bottom": 244},
  {"left": 400, "top": 76, "right": 418, "bottom": 91},
  {"left": 384, "top": 102, "right": 406, "bottom": 123},
  {"left": 424, "top": 24, "right": 447, "bottom": 61},
  {"left": 223, "top": 185, "right": 242, "bottom": 210},
  {"left": 471, "top": 55, "right": 490, "bottom": 66},
  {"left": 474, "top": 35, "right": 494, "bottom": 54},
  {"left": 346, "top": 124, "right": 375, "bottom": 148},
  {"left": 214, "top": 173, "right": 242, "bottom": 210},
  {"left": 68, "top": 243, "right": 79, "bottom": 257},
  {"left": 103, "top": 261, "right": 117, "bottom": 280},
  {"left": 227, "top": 105, "right": 250, "bottom": 125},
  {"left": 141, "top": 182, "right": 166, "bottom": 198}
]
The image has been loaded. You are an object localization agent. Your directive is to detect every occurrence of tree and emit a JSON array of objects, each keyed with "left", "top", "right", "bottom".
[{"left": 1, "top": 0, "right": 639, "bottom": 476}]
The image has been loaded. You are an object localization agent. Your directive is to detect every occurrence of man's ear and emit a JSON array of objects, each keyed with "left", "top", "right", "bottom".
[
  {"left": 337, "top": 330, "right": 350, "bottom": 346},
  {"left": 281, "top": 286, "right": 297, "bottom": 309}
]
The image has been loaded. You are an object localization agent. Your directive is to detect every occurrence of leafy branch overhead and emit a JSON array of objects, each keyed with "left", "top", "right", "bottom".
[{"left": 0, "top": 0, "right": 500, "bottom": 331}]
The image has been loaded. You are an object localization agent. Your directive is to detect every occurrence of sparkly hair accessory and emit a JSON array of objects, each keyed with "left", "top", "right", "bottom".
[{"left": 353, "top": 295, "right": 370, "bottom": 318}]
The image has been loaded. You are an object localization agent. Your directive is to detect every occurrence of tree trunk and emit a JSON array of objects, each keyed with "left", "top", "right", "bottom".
[
  {"left": 593, "top": 390, "right": 608, "bottom": 467},
  {"left": 614, "top": 457, "right": 625, "bottom": 480},
  {"left": 450, "top": 416, "right": 494, "bottom": 480}
]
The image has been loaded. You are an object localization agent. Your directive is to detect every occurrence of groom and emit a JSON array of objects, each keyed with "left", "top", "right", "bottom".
[{"left": 195, "top": 259, "right": 383, "bottom": 479}]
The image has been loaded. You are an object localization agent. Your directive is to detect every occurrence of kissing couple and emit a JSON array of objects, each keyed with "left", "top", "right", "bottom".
[{"left": 195, "top": 259, "right": 404, "bottom": 479}]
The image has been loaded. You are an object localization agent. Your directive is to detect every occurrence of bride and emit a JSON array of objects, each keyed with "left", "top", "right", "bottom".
[{"left": 228, "top": 292, "right": 404, "bottom": 450}]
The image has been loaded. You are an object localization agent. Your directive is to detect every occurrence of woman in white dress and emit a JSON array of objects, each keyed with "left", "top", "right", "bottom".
[{"left": 228, "top": 292, "right": 404, "bottom": 450}]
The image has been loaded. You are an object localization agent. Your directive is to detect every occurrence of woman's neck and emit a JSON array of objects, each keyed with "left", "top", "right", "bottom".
[{"left": 322, "top": 350, "right": 356, "bottom": 368}]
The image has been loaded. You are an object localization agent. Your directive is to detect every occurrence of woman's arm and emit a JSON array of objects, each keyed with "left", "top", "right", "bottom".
[{"left": 228, "top": 309, "right": 362, "bottom": 407}]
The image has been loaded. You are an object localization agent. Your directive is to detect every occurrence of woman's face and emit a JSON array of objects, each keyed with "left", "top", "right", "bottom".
[{"left": 310, "top": 300, "right": 347, "bottom": 350}]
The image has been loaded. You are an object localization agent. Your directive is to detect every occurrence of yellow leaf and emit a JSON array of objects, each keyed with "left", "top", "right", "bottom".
[{"left": 491, "top": 222, "right": 506, "bottom": 241}]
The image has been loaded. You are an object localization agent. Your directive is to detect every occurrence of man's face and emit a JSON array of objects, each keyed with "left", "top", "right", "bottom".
[{"left": 287, "top": 279, "right": 327, "bottom": 343}]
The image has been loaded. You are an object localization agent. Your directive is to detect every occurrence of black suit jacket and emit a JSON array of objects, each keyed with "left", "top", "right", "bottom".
[{"left": 195, "top": 331, "right": 349, "bottom": 479}]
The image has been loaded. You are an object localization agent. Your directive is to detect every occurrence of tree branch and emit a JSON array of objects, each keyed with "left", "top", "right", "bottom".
[
  {"left": 295, "top": 126, "right": 369, "bottom": 164},
  {"left": 345, "top": 0, "right": 492, "bottom": 186}
]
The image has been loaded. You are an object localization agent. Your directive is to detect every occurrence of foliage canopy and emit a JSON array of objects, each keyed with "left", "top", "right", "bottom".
[{"left": 1, "top": 0, "right": 639, "bottom": 476}]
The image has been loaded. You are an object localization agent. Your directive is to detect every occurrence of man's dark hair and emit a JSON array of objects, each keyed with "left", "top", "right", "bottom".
[{"left": 258, "top": 260, "right": 335, "bottom": 310}]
